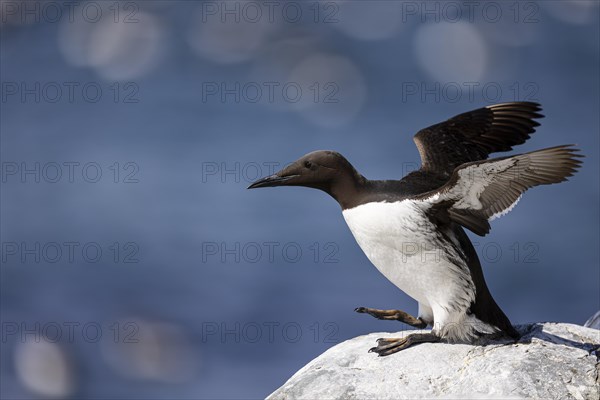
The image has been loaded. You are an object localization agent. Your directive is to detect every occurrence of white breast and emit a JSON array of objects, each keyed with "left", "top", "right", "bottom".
[{"left": 342, "top": 200, "right": 475, "bottom": 319}]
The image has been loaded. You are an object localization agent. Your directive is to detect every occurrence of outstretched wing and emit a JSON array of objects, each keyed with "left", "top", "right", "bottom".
[
  {"left": 422, "top": 145, "right": 583, "bottom": 236},
  {"left": 413, "top": 102, "right": 543, "bottom": 177}
]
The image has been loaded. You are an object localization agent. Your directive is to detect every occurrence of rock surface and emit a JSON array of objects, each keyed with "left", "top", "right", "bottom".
[{"left": 268, "top": 323, "right": 599, "bottom": 400}]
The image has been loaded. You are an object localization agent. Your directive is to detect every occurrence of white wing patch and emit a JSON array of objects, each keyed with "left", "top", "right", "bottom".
[
  {"left": 489, "top": 194, "right": 522, "bottom": 221},
  {"left": 441, "top": 158, "right": 516, "bottom": 211}
]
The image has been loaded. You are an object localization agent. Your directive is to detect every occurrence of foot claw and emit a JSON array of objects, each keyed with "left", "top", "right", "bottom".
[
  {"left": 367, "top": 333, "right": 440, "bottom": 356},
  {"left": 354, "top": 307, "right": 366, "bottom": 313}
]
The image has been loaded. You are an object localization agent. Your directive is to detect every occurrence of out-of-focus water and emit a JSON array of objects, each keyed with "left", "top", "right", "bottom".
[{"left": 1, "top": 1, "right": 599, "bottom": 398}]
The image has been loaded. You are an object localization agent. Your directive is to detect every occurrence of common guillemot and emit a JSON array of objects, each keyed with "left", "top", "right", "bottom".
[{"left": 248, "top": 102, "right": 583, "bottom": 356}]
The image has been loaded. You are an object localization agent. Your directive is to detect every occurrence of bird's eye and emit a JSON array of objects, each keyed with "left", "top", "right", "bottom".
[{"left": 304, "top": 161, "right": 312, "bottom": 168}]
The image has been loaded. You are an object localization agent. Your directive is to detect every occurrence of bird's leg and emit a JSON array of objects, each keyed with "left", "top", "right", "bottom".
[
  {"left": 354, "top": 307, "right": 427, "bottom": 328},
  {"left": 369, "top": 332, "right": 441, "bottom": 356}
]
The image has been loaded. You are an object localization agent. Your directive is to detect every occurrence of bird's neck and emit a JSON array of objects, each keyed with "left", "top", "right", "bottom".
[{"left": 327, "top": 170, "right": 369, "bottom": 210}]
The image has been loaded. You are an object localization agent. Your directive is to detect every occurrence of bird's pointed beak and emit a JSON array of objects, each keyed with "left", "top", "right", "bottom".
[{"left": 247, "top": 173, "right": 300, "bottom": 189}]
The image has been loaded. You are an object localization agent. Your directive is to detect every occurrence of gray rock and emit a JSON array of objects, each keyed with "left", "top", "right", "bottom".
[{"left": 268, "top": 323, "right": 600, "bottom": 400}]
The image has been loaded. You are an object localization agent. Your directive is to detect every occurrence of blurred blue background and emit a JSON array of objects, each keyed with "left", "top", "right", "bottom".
[{"left": 1, "top": 1, "right": 598, "bottom": 398}]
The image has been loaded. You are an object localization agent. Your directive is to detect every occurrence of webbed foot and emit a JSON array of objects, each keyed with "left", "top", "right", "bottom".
[{"left": 368, "top": 333, "right": 441, "bottom": 356}]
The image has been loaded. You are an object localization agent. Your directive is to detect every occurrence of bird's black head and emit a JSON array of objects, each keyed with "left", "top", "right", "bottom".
[{"left": 247, "top": 150, "right": 365, "bottom": 206}]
